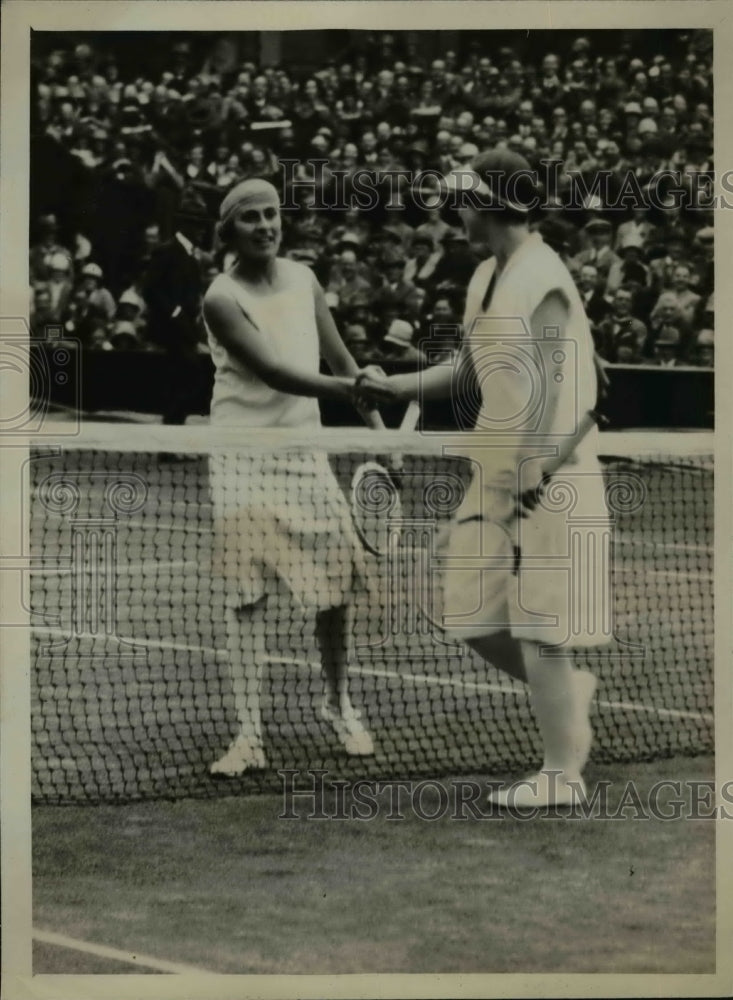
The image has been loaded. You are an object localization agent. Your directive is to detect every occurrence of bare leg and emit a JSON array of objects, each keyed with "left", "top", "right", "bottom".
[
  {"left": 315, "top": 603, "right": 374, "bottom": 756},
  {"left": 210, "top": 599, "right": 268, "bottom": 775},
  {"left": 521, "top": 643, "right": 579, "bottom": 774},
  {"left": 315, "top": 603, "right": 353, "bottom": 715},
  {"left": 465, "top": 632, "right": 595, "bottom": 805}
]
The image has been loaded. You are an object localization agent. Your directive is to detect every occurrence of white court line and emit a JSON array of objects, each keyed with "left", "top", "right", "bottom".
[
  {"left": 30, "top": 627, "right": 713, "bottom": 724},
  {"left": 33, "top": 927, "right": 218, "bottom": 975},
  {"left": 30, "top": 560, "right": 194, "bottom": 577}
]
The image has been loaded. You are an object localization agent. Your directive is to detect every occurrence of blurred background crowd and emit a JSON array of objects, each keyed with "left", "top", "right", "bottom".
[{"left": 30, "top": 29, "right": 714, "bottom": 377}]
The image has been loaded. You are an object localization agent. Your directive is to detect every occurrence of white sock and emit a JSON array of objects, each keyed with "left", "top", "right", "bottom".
[
  {"left": 225, "top": 604, "right": 265, "bottom": 744},
  {"left": 523, "top": 647, "right": 580, "bottom": 776}
]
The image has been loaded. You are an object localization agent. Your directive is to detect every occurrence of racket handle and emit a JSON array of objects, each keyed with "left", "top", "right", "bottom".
[{"left": 400, "top": 400, "right": 421, "bottom": 431}]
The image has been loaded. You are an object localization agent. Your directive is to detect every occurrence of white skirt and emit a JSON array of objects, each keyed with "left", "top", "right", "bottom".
[
  {"left": 440, "top": 453, "right": 613, "bottom": 648},
  {"left": 209, "top": 450, "right": 367, "bottom": 611}
]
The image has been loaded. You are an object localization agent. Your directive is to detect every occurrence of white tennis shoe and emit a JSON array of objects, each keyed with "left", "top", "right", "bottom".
[
  {"left": 489, "top": 769, "right": 587, "bottom": 809},
  {"left": 320, "top": 701, "right": 375, "bottom": 756},
  {"left": 209, "top": 735, "right": 267, "bottom": 776}
]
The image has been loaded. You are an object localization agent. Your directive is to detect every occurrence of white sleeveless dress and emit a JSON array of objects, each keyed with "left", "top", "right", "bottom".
[
  {"left": 205, "top": 259, "right": 365, "bottom": 610},
  {"left": 442, "top": 233, "right": 612, "bottom": 647}
]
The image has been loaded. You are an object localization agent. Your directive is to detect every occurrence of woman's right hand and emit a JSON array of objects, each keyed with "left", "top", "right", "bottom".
[{"left": 353, "top": 369, "right": 403, "bottom": 406}]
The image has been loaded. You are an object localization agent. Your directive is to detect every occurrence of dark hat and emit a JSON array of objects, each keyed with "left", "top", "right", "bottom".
[
  {"left": 538, "top": 219, "right": 571, "bottom": 252},
  {"left": 442, "top": 228, "right": 468, "bottom": 243},
  {"left": 644, "top": 243, "right": 668, "bottom": 262},
  {"left": 411, "top": 232, "right": 435, "bottom": 249},
  {"left": 459, "top": 148, "right": 538, "bottom": 214},
  {"left": 176, "top": 187, "right": 210, "bottom": 222},
  {"left": 407, "top": 139, "right": 430, "bottom": 156},
  {"left": 288, "top": 247, "right": 318, "bottom": 264},
  {"left": 584, "top": 218, "right": 612, "bottom": 233},
  {"left": 381, "top": 250, "right": 404, "bottom": 267},
  {"left": 382, "top": 225, "right": 405, "bottom": 243}
]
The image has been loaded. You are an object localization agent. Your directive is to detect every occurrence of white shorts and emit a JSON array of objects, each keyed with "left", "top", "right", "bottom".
[{"left": 440, "top": 457, "right": 613, "bottom": 648}]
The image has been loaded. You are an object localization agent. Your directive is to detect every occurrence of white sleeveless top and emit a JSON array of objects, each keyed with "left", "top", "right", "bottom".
[
  {"left": 458, "top": 232, "right": 601, "bottom": 491},
  {"left": 205, "top": 259, "right": 322, "bottom": 428}
]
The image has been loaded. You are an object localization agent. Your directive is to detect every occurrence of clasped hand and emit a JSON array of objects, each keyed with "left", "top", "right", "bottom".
[{"left": 352, "top": 366, "right": 401, "bottom": 406}]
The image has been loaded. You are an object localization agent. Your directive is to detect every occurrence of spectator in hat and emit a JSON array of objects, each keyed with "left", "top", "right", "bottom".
[
  {"left": 594, "top": 286, "right": 647, "bottom": 363},
  {"left": 342, "top": 322, "right": 378, "bottom": 366},
  {"left": 45, "top": 252, "right": 74, "bottom": 322},
  {"left": 30, "top": 214, "right": 73, "bottom": 283},
  {"left": 402, "top": 286, "right": 429, "bottom": 338},
  {"left": 571, "top": 219, "right": 620, "bottom": 282},
  {"left": 116, "top": 286, "right": 148, "bottom": 336},
  {"left": 647, "top": 322, "right": 683, "bottom": 367},
  {"left": 614, "top": 206, "right": 654, "bottom": 252},
  {"left": 694, "top": 327, "right": 713, "bottom": 368},
  {"left": 375, "top": 252, "right": 417, "bottom": 312},
  {"left": 378, "top": 318, "right": 427, "bottom": 364},
  {"left": 30, "top": 284, "right": 58, "bottom": 339},
  {"left": 326, "top": 248, "right": 372, "bottom": 312},
  {"left": 605, "top": 232, "right": 649, "bottom": 295},
  {"left": 691, "top": 226, "right": 714, "bottom": 298},
  {"left": 109, "top": 319, "right": 142, "bottom": 350},
  {"left": 645, "top": 291, "right": 684, "bottom": 353},
  {"left": 575, "top": 263, "right": 611, "bottom": 329},
  {"left": 403, "top": 233, "right": 441, "bottom": 287},
  {"left": 645, "top": 235, "right": 685, "bottom": 292},
  {"left": 88, "top": 325, "right": 115, "bottom": 351},
  {"left": 650, "top": 264, "right": 700, "bottom": 332},
  {"left": 142, "top": 187, "right": 211, "bottom": 423},
  {"left": 79, "top": 262, "right": 117, "bottom": 322},
  {"left": 421, "top": 294, "right": 462, "bottom": 361},
  {"left": 431, "top": 228, "right": 479, "bottom": 295}
]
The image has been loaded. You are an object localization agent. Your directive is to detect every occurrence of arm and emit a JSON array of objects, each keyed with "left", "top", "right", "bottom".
[
  {"left": 356, "top": 347, "right": 460, "bottom": 405},
  {"left": 527, "top": 289, "right": 569, "bottom": 439},
  {"left": 312, "top": 275, "right": 385, "bottom": 428},
  {"left": 203, "top": 288, "right": 354, "bottom": 402},
  {"left": 513, "top": 289, "right": 573, "bottom": 513}
]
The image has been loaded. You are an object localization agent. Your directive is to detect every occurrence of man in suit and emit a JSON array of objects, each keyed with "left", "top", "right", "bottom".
[
  {"left": 143, "top": 188, "right": 211, "bottom": 424},
  {"left": 570, "top": 218, "right": 621, "bottom": 284},
  {"left": 594, "top": 286, "right": 648, "bottom": 363},
  {"left": 576, "top": 263, "right": 611, "bottom": 328}
]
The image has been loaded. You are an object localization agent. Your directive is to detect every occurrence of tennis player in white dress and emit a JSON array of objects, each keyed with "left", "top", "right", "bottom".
[
  {"left": 357, "top": 150, "right": 611, "bottom": 807},
  {"left": 204, "top": 178, "right": 379, "bottom": 776}
]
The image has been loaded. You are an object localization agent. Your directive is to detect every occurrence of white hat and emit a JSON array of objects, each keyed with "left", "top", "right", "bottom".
[
  {"left": 384, "top": 319, "right": 414, "bottom": 347},
  {"left": 119, "top": 288, "right": 144, "bottom": 309},
  {"left": 638, "top": 117, "right": 658, "bottom": 135},
  {"left": 81, "top": 262, "right": 103, "bottom": 279},
  {"left": 49, "top": 252, "right": 71, "bottom": 271},
  {"left": 458, "top": 142, "right": 479, "bottom": 159}
]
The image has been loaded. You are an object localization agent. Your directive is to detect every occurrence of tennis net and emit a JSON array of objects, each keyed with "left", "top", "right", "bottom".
[{"left": 28, "top": 424, "right": 713, "bottom": 803}]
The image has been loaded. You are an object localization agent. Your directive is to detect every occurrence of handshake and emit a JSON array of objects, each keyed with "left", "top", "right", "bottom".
[{"left": 351, "top": 365, "right": 404, "bottom": 407}]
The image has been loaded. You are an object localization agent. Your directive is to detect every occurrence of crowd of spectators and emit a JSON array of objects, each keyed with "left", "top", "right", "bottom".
[{"left": 30, "top": 30, "right": 714, "bottom": 369}]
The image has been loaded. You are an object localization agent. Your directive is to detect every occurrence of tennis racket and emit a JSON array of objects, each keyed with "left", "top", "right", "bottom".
[{"left": 350, "top": 400, "right": 421, "bottom": 557}]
